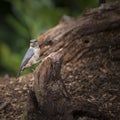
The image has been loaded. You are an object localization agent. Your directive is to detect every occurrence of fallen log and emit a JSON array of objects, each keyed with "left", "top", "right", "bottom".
[{"left": 26, "top": 2, "right": 120, "bottom": 120}]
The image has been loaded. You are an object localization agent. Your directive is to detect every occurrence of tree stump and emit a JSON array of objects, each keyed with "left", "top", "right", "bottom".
[{"left": 26, "top": 2, "right": 120, "bottom": 120}]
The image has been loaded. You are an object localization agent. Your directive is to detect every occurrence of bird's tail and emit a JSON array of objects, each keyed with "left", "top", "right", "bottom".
[
  {"left": 16, "top": 71, "right": 20, "bottom": 78},
  {"left": 16, "top": 68, "right": 22, "bottom": 78}
]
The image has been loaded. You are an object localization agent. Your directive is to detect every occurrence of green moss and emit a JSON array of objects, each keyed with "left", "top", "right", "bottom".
[{"left": 20, "top": 111, "right": 28, "bottom": 120}]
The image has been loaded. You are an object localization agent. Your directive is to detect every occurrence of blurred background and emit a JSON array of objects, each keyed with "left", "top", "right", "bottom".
[{"left": 0, "top": 0, "right": 116, "bottom": 76}]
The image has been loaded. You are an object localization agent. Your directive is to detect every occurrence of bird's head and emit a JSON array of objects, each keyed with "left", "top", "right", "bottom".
[{"left": 30, "top": 39, "right": 39, "bottom": 48}]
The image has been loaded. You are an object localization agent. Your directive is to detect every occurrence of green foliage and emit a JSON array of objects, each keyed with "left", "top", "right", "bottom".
[
  {"left": 0, "top": 42, "right": 20, "bottom": 75},
  {"left": 8, "top": 0, "right": 66, "bottom": 37}
]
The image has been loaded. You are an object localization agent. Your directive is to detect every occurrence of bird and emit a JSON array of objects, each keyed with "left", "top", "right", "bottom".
[{"left": 17, "top": 39, "right": 40, "bottom": 77}]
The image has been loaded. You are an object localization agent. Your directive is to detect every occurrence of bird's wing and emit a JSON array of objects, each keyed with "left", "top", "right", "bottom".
[{"left": 17, "top": 48, "right": 34, "bottom": 77}]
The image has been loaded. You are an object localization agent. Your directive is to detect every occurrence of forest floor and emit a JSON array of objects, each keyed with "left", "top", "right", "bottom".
[
  {"left": 0, "top": 62, "right": 120, "bottom": 120},
  {"left": 0, "top": 74, "right": 34, "bottom": 120}
]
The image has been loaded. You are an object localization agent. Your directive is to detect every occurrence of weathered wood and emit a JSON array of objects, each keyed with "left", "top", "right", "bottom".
[
  {"left": 99, "top": 0, "right": 106, "bottom": 5},
  {"left": 27, "top": 2, "right": 120, "bottom": 120},
  {"left": 34, "top": 49, "right": 69, "bottom": 116},
  {"left": 38, "top": 2, "right": 120, "bottom": 64}
]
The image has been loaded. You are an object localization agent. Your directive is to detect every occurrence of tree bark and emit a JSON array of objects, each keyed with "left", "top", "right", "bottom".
[{"left": 27, "top": 2, "right": 120, "bottom": 120}]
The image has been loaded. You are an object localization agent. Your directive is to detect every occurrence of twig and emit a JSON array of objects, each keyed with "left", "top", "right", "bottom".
[{"left": 0, "top": 101, "right": 10, "bottom": 111}]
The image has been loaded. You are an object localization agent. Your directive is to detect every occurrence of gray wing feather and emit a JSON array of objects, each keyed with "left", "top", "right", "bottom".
[{"left": 17, "top": 48, "right": 34, "bottom": 77}]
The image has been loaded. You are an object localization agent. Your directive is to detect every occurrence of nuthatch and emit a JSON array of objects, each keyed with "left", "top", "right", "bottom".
[{"left": 17, "top": 39, "right": 40, "bottom": 77}]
